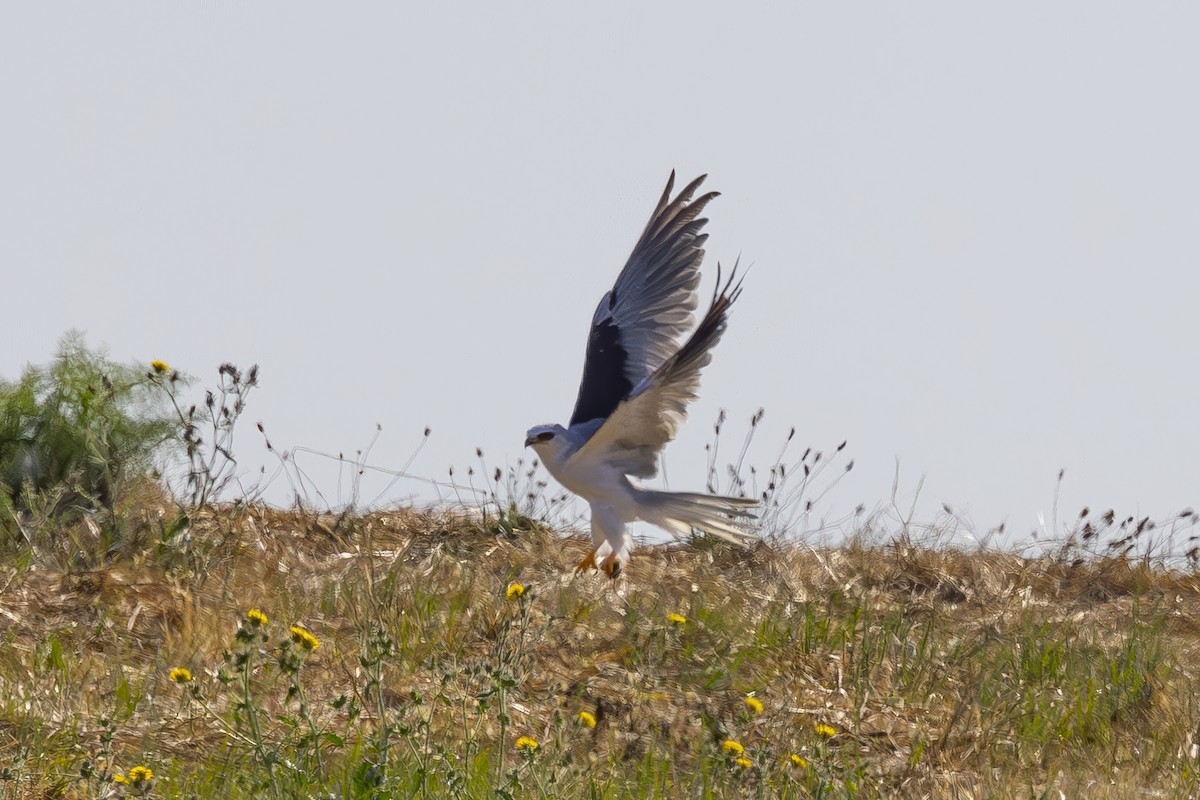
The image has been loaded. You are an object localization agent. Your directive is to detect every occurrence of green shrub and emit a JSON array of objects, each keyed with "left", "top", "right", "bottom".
[{"left": 0, "top": 331, "right": 174, "bottom": 541}]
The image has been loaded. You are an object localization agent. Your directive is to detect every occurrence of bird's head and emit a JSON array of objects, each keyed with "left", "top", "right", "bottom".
[{"left": 524, "top": 424, "right": 568, "bottom": 455}]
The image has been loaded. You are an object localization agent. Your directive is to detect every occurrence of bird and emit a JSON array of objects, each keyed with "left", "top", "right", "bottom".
[{"left": 525, "top": 172, "right": 758, "bottom": 578}]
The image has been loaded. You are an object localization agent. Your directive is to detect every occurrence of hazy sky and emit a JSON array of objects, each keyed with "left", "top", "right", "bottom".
[{"left": 3, "top": 4, "right": 1197, "bottom": 544}]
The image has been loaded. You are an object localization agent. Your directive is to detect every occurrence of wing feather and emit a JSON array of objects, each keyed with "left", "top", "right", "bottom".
[
  {"left": 569, "top": 172, "right": 718, "bottom": 427},
  {"left": 568, "top": 264, "right": 744, "bottom": 477}
]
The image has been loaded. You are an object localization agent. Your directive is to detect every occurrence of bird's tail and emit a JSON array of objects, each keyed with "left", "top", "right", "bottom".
[{"left": 637, "top": 489, "right": 758, "bottom": 545}]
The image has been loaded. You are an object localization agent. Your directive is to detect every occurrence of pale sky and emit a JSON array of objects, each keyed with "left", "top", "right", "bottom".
[{"left": 3, "top": 4, "right": 1197, "bottom": 545}]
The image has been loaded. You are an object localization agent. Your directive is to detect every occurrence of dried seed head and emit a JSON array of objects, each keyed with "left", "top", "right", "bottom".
[{"left": 1079, "top": 507, "right": 1089, "bottom": 518}]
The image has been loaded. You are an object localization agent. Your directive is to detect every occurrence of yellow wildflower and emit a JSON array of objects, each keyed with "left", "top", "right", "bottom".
[
  {"left": 744, "top": 695, "right": 764, "bottom": 714},
  {"left": 128, "top": 765, "right": 153, "bottom": 782},
  {"left": 506, "top": 582, "right": 526, "bottom": 600},
  {"left": 150, "top": 360, "right": 170, "bottom": 374},
  {"left": 721, "top": 739, "right": 744, "bottom": 757},
  {"left": 577, "top": 710, "right": 597, "bottom": 729},
  {"left": 789, "top": 753, "right": 808, "bottom": 769},
  {"left": 246, "top": 608, "right": 268, "bottom": 626},
  {"left": 814, "top": 722, "right": 836, "bottom": 739},
  {"left": 515, "top": 735, "right": 538, "bottom": 751},
  {"left": 113, "top": 773, "right": 128, "bottom": 784},
  {"left": 169, "top": 667, "right": 192, "bottom": 683},
  {"left": 735, "top": 756, "right": 753, "bottom": 769},
  {"left": 289, "top": 625, "right": 320, "bottom": 651},
  {"left": 667, "top": 612, "right": 687, "bottom": 625}
]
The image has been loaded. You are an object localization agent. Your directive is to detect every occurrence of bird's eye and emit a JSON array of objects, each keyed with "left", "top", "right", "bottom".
[{"left": 537, "top": 431, "right": 555, "bottom": 442}]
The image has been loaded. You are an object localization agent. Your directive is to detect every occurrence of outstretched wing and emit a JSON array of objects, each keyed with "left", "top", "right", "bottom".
[
  {"left": 568, "top": 265, "right": 744, "bottom": 478},
  {"left": 568, "top": 172, "right": 718, "bottom": 427}
]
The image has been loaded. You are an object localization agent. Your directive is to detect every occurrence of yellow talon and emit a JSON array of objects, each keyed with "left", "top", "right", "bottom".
[
  {"left": 599, "top": 554, "right": 622, "bottom": 579},
  {"left": 575, "top": 551, "right": 598, "bottom": 573}
]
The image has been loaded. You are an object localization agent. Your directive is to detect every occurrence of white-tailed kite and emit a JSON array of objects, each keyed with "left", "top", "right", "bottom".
[{"left": 525, "top": 172, "right": 757, "bottom": 578}]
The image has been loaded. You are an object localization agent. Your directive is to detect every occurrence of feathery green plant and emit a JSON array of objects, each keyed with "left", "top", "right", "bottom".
[{"left": 0, "top": 331, "right": 173, "bottom": 549}]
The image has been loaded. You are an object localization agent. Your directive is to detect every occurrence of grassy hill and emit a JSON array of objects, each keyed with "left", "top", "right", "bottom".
[
  {"left": 3, "top": 495, "right": 1200, "bottom": 799},
  {"left": 3, "top": 341, "right": 1199, "bottom": 798}
]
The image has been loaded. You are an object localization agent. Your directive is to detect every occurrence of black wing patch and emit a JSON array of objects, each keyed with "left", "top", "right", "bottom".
[{"left": 569, "top": 307, "right": 633, "bottom": 427}]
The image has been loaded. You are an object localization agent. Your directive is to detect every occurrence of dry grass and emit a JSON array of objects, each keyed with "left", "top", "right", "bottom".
[{"left": 3, "top": 498, "right": 1200, "bottom": 798}]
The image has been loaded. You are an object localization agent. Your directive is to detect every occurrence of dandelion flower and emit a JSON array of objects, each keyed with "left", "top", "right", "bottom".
[
  {"left": 722, "top": 739, "right": 744, "bottom": 757},
  {"left": 735, "top": 756, "right": 753, "bottom": 769},
  {"left": 113, "top": 773, "right": 128, "bottom": 784},
  {"left": 150, "top": 360, "right": 170, "bottom": 374},
  {"left": 128, "top": 765, "right": 153, "bottom": 782},
  {"left": 246, "top": 608, "right": 268, "bottom": 626},
  {"left": 744, "top": 695, "right": 764, "bottom": 714},
  {"left": 577, "top": 710, "right": 597, "bottom": 729},
  {"left": 789, "top": 753, "right": 808, "bottom": 769},
  {"left": 667, "top": 612, "right": 687, "bottom": 625},
  {"left": 169, "top": 667, "right": 193, "bottom": 683},
  {"left": 814, "top": 722, "right": 836, "bottom": 739},
  {"left": 515, "top": 735, "right": 539, "bottom": 751},
  {"left": 506, "top": 582, "right": 526, "bottom": 600},
  {"left": 289, "top": 625, "right": 320, "bottom": 651}
]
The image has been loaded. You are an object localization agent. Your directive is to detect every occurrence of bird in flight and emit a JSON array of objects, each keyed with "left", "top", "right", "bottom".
[{"left": 525, "top": 172, "right": 757, "bottom": 578}]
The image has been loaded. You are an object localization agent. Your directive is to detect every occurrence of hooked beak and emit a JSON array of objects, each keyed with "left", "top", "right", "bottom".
[{"left": 524, "top": 435, "right": 536, "bottom": 448}]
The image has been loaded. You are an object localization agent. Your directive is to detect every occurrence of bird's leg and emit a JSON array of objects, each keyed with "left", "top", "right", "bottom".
[
  {"left": 598, "top": 552, "right": 622, "bottom": 579},
  {"left": 575, "top": 550, "right": 598, "bottom": 573}
]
